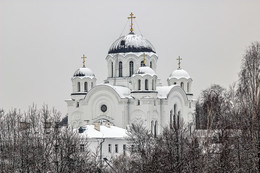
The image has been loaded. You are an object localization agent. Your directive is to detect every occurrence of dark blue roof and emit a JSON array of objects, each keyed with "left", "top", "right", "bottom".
[{"left": 108, "top": 32, "right": 156, "bottom": 54}]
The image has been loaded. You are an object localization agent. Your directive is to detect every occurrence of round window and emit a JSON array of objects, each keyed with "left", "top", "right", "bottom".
[{"left": 101, "top": 105, "right": 107, "bottom": 112}]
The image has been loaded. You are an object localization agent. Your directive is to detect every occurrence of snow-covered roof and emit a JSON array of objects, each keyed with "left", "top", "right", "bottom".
[
  {"left": 134, "top": 66, "right": 156, "bottom": 76},
  {"left": 103, "top": 84, "right": 131, "bottom": 98},
  {"left": 108, "top": 32, "right": 156, "bottom": 54},
  {"left": 78, "top": 125, "right": 127, "bottom": 139},
  {"left": 157, "top": 85, "right": 176, "bottom": 98},
  {"left": 107, "top": 52, "right": 157, "bottom": 58},
  {"left": 73, "top": 67, "right": 95, "bottom": 78},
  {"left": 169, "top": 68, "right": 191, "bottom": 79}
]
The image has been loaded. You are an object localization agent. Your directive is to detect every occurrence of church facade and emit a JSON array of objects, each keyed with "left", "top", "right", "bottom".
[{"left": 65, "top": 14, "right": 195, "bottom": 135}]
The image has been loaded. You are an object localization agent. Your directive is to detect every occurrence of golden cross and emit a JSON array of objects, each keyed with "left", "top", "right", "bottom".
[
  {"left": 81, "top": 54, "right": 87, "bottom": 68},
  {"left": 177, "top": 56, "right": 182, "bottom": 69},
  {"left": 143, "top": 53, "right": 146, "bottom": 66},
  {"left": 128, "top": 12, "right": 136, "bottom": 32}
]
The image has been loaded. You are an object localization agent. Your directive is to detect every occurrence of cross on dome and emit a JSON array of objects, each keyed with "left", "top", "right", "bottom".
[
  {"left": 81, "top": 54, "right": 87, "bottom": 68},
  {"left": 177, "top": 56, "right": 182, "bottom": 69},
  {"left": 128, "top": 12, "right": 136, "bottom": 32}
]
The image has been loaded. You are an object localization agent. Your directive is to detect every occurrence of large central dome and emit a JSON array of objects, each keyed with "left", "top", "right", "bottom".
[{"left": 108, "top": 32, "right": 156, "bottom": 54}]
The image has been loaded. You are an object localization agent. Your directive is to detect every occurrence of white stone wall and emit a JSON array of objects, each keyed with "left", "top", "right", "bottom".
[
  {"left": 86, "top": 138, "right": 128, "bottom": 160},
  {"left": 67, "top": 85, "right": 194, "bottom": 132}
]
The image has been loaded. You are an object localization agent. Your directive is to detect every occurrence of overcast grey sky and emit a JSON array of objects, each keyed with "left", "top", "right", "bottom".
[{"left": 1, "top": 0, "right": 260, "bottom": 115}]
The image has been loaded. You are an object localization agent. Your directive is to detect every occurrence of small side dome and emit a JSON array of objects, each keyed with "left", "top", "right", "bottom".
[
  {"left": 136, "top": 66, "right": 156, "bottom": 76},
  {"left": 169, "top": 69, "right": 190, "bottom": 79},
  {"left": 73, "top": 67, "right": 95, "bottom": 77}
]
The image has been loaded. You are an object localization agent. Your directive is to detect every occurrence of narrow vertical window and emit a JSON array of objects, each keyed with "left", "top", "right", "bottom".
[
  {"left": 119, "top": 61, "right": 123, "bottom": 77},
  {"left": 145, "top": 79, "right": 148, "bottom": 90},
  {"left": 137, "top": 100, "right": 140, "bottom": 106},
  {"left": 187, "top": 82, "right": 190, "bottom": 92},
  {"left": 174, "top": 104, "right": 177, "bottom": 128},
  {"left": 84, "top": 82, "right": 88, "bottom": 92},
  {"left": 131, "top": 145, "right": 134, "bottom": 152},
  {"left": 181, "top": 82, "right": 184, "bottom": 89},
  {"left": 177, "top": 111, "right": 180, "bottom": 129},
  {"left": 77, "top": 82, "right": 80, "bottom": 92},
  {"left": 115, "top": 144, "right": 118, "bottom": 153},
  {"left": 123, "top": 144, "right": 126, "bottom": 155},
  {"left": 129, "top": 61, "right": 134, "bottom": 76},
  {"left": 141, "top": 61, "right": 145, "bottom": 67},
  {"left": 151, "top": 121, "right": 154, "bottom": 134},
  {"left": 108, "top": 144, "right": 111, "bottom": 153},
  {"left": 138, "top": 79, "right": 141, "bottom": 90},
  {"left": 150, "top": 61, "right": 152, "bottom": 68},
  {"left": 91, "top": 82, "right": 93, "bottom": 88},
  {"left": 154, "top": 121, "right": 157, "bottom": 138},
  {"left": 170, "top": 110, "right": 173, "bottom": 129},
  {"left": 76, "top": 102, "right": 79, "bottom": 108},
  {"left": 152, "top": 79, "right": 154, "bottom": 90},
  {"left": 174, "top": 104, "right": 177, "bottom": 115},
  {"left": 111, "top": 62, "right": 113, "bottom": 77},
  {"left": 80, "top": 144, "right": 84, "bottom": 152}
]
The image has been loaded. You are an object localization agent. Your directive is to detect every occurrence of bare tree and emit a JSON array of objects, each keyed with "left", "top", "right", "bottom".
[
  {"left": 195, "top": 84, "right": 244, "bottom": 172},
  {"left": 0, "top": 105, "right": 97, "bottom": 173},
  {"left": 112, "top": 123, "right": 204, "bottom": 173},
  {"left": 237, "top": 42, "right": 260, "bottom": 172}
]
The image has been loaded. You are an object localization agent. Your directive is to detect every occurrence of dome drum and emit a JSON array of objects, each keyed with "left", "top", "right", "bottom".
[
  {"left": 131, "top": 66, "right": 157, "bottom": 91},
  {"left": 168, "top": 68, "right": 192, "bottom": 94}
]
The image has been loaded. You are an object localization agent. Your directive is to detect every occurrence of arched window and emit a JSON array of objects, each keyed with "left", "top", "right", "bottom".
[
  {"left": 187, "top": 82, "right": 190, "bottom": 92},
  {"left": 181, "top": 82, "right": 184, "bottom": 89},
  {"left": 84, "top": 82, "right": 88, "bottom": 92},
  {"left": 77, "top": 82, "right": 80, "bottom": 92},
  {"left": 141, "top": 61, "right": 145, "bottom": 67},
  {"left": 154, "top": 121, "right": 158, "bottom": 138},
  {"left": 129, "top": 61, "right": 134, "bottom": 76},
  {"left": 151, "top": 121, "right": 154, "bottom": 134},
  {"left": 152, "top": 79, "right": 154, "bottom": 90},
  {"left": 119, "top": 61, "right": 123, "bottom": 77},
  {"left": 91, "top": 82, "right": 93, "bottom": 88},
  {"left": 150, "top": 61, "right": 152, "bottom": 68},
  {"left": 138, "top": 79, "right": 141, "bottom": 90},
  {"left": 111, "top": 62, "right": 113, "bottom": 77},
  {"left": 145, "top": 79, "right": 148, "bottom": 90}
]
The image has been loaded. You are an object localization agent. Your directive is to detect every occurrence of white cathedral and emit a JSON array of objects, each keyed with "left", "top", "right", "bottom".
[{"left": 65, "top": 13, "right": 195, "bottom": 137}]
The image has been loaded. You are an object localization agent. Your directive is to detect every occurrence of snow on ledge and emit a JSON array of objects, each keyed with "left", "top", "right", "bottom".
[
  {"left": 78, "top": 125, "right": 128, "bottom": 139},
  {"left": 103, "top": 84, "right": 131, "bottom": 98},
  {"left": 157, "top": 85, "right": 176, "bottom": 98}
]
